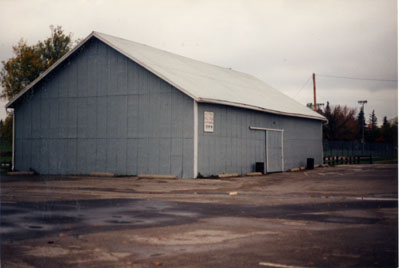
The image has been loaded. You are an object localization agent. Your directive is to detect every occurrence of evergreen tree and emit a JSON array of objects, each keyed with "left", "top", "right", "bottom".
[
  {"left": 323, "top": 102, "right": 334, "bottom": 140},
  {"left": 380, "top": 116, "right": 398, "bottom": 144},
  {"left": 383, "top": 116, "right": 388, "bottom": 126},
  {"left": 357, "top": 107, "right": 366, "bottom": 142},
  {"left": 366, "top": 110, "right": 379, "bottom": 142},
  {"left": 0, "top": 114, "right": 13, "bottom": 142},
  {"left": 369, "top": 110, "right": 378, "bottom": 128}
]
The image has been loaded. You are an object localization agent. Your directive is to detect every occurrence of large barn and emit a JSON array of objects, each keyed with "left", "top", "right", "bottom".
[{"left": 6, "top": 31, "right": 326, "bottom": 178}]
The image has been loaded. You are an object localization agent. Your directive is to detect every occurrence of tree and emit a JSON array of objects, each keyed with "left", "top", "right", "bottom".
[
  {"left": 390, "top": 118, "right": 398, "bottom": 145},
  {"left": 357, "top": 107, "right": 366, "bottom": 142},
  {"left": 0, "top": 25, "right": 73, "bottom": 101},
  {"left": 0, "top": 26, "right": 73, "bottom": 146},
  {"left": 382, "top": 116, "right": 388, "bottom": 126},
  {"left": 366, "top": 110, "right": 379, "bottom": 142},
  {"left": 369, "top": 110, "right": 378, "bottom": 128},
  {"left": 324, "top": 101, "right": 331, "bottom": 117},
  {"left": 322, "top": 101, "right": 332, "bottom": 140},
  {"left": 0, "top": 40, "right": 44, "bottom": 100},
  {"left": 37, "top": 25, "right": 72, "bottom": 69},
  {"left": 380, "top": 116, "right": 398, "bottom": 144},
  {"left": 0, "top": 113, "right": 13, "bottom": 142},
  {"left": 322, "top": 102, "right": 358, "bottom": 141}
]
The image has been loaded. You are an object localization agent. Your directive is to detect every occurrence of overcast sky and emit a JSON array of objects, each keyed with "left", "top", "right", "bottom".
[{"left": 0, "top": 0, "right": 397, "bottom": 123}]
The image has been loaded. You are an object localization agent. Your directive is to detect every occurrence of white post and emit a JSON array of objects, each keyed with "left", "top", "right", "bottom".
[{"left": 193, "top": 100, "right": 198, "bottom": 178}]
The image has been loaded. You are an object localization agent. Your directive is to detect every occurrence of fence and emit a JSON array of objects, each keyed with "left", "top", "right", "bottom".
[
  {"left": 323, "top": 140, "right": 397, "bottom": 157},
  {"left": 0, "top": 139, "right": 12, "bottom": 173}
]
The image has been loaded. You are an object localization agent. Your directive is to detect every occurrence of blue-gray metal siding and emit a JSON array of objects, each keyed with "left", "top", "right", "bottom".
[
  {"left": 14, "top": 38, "right": 194, "bottom": 177},
  {"left": 197, "top": 103, "right": 323, "bottom": 176}
]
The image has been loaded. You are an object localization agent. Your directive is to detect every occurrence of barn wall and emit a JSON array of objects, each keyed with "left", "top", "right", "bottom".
[
  {"left": 197, "top": 103, "right": 323, "bottom": 176},
  {"left": 14, "top": 38, "right": 194, "bottom": 177}
]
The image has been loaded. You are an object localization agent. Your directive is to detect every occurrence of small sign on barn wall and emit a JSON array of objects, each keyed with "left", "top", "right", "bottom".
[{"left": 204, "top": 111, "right": 214, "bottom": 132}]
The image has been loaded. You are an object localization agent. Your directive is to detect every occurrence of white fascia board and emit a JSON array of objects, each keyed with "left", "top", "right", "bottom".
[
  {"left": 198, "top": 98, "right": 327, "bottom": 122},
  {"left": 12, "top": 112, "right": 15, "bottom": 170},
  {"left": 5, "top": 32, "right": 97, "bottom": 108}
]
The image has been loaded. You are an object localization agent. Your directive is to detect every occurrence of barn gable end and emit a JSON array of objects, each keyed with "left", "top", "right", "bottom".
[{"left": 14, "top": 37, "right": 194, "bottom": 177}]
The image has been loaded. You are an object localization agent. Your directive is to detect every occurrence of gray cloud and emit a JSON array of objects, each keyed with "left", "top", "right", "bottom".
[{"left": 0, "top": 0, "right": 397, "bottom": 122}]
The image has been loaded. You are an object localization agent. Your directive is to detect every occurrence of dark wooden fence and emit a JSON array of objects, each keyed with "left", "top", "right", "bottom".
[
  {"left": 0, "top": 139, "right": 12, "bottom": 173},
  {"left": 323, "top": 141, "right": 397, "bottom": 157}
]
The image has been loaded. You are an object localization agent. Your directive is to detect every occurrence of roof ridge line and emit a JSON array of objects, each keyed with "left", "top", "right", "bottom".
[{"left": 93, "top": 31, "right": 258, "bottom": 79}]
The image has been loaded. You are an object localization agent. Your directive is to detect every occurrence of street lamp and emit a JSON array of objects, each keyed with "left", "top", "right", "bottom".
[{"left": 358, "top": 100, "right": 367, "bottom": 154}]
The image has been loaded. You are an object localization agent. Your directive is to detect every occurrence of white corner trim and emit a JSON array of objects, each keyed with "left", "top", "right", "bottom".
[
  {"left": 12, "top": 112, "right": 15, "bottom": 171},
  {"left": 266, "top": 130, "right": 269, "bottom": 173},
  {"left": 281, "top": 130, "right": 284, "bottom": 172},
  {"left": 193, "top": 100, "right": 198, "bottom": 178}
]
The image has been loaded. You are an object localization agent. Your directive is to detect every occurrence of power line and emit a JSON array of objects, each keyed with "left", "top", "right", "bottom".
[
  {"left": 316, "top": 74, "right": 397, "bottom": 82},
  {"left": 293, "top": 75, "right": 312, "bottom": 98}
]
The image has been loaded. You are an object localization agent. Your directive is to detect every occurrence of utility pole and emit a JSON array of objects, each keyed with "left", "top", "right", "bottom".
[
  {"left": 358, "top": 100, "right": 368, "bottom": 154},
  {"left": 312, "top": 73, "right": 317, "bottom": 111}
]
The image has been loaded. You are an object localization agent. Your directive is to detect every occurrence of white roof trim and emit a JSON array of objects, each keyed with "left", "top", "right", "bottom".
[{"left": 198, "top": 98, "right": 326, "bottom": 121}]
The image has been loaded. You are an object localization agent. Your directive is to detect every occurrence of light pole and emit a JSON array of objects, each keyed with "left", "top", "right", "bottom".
[{"left": 358, "top": 100, "right": 367, "bottom": 154}]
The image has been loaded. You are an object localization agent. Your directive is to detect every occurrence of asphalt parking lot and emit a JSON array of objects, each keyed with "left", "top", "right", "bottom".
[{"left": 1, "top": 164, "right": 398, "bottom": 268}]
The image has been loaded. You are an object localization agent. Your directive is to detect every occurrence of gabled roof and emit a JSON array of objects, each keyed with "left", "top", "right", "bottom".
[{"left": 6, "top": 31, "right": 326, "bottom": 121}]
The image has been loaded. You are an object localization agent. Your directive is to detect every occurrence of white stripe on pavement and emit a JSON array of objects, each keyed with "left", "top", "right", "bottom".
[
  {"left": 353, "top": 197, "right": 397, "bottom": 201},
  {"left": 259, "top": 262, "right": 307, "bottom": 268}
]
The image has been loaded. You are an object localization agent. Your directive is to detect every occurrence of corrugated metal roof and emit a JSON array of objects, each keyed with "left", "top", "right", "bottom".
[{"left": 6, "top": 31, "right": 326, "bottom": 121}]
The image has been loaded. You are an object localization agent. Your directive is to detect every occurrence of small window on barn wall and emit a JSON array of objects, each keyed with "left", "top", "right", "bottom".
[{"left": 204, "top": 111, "right": 214, "bottom": 132}]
